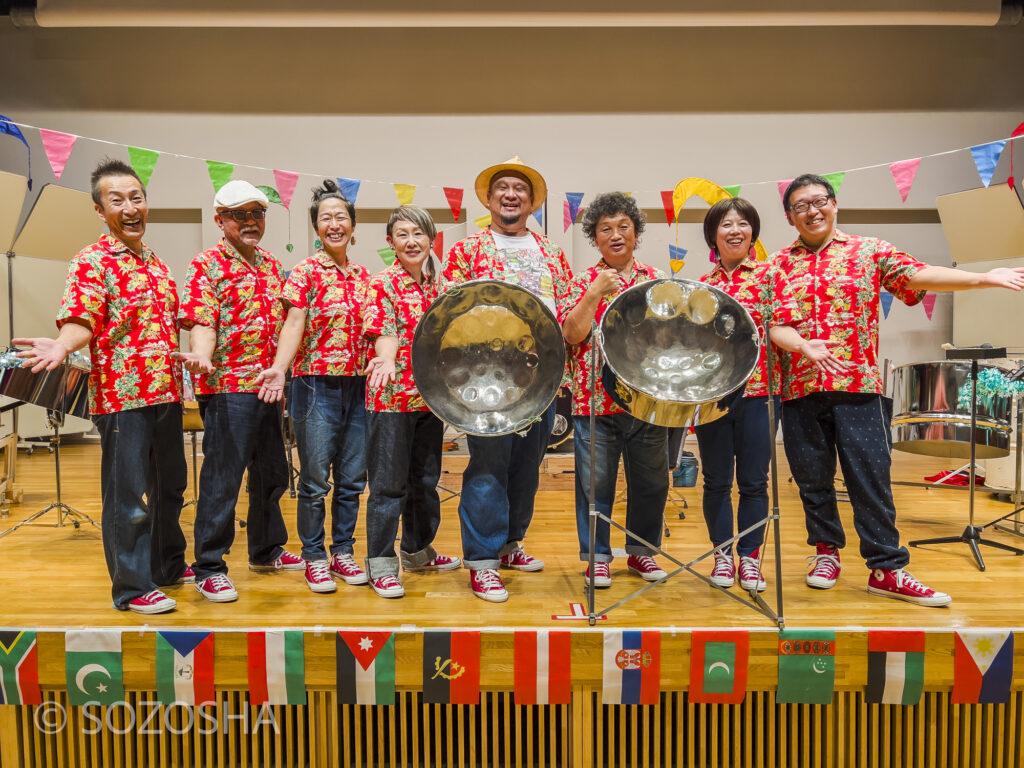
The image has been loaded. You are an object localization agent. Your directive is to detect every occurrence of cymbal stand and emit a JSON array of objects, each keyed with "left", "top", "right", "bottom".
[{"left": 0, "top": 408, "right": 99, "bottom": 539}]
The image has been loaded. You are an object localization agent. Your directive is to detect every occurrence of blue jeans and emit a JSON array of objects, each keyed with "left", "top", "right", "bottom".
[
  {"left": 458, "top": 403, "right": 555, "bottom": 569},
  {"left": 290, "top": 375, "right": 367, "bottom": 561},
  {"left": 192, "top": 393, "right": 289, "bottom": 581},
  {"left": 782, "top": 392, "right": 908, "bottom": 570},
  {"left": 364, "top": 410, "right": 444, "bottom": 579},
  {"left": 573, "top": 412, "right": 668, "bottom": 562},
  {"left": 694, "top": 395, "right": 779, "bottom": 557},
  {"left": 93, "top": 403, "right": 188, "bottom": 610}
]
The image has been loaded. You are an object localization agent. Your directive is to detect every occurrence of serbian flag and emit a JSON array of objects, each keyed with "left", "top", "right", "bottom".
[
  {"left": 602, "top": 631, "right": 660, "bottom": 705},
  {"left": 247, "top": 630, "right": 306, "bottom": 705},
  {"left": 0, "top": 631, "right": 42, "bottom": 705},
  {"left": 865, "top": 630, "right": 925, "bottom": 705},
  {"left": 952, "top": 630, "right": 1013, "bottom": 704},
  {"left": 689, "top": 631, "right": 749, "bottom": 704},
  {"left": 155, "top": 631, "right": 215, "bottom": 706},
  {"left": 514, "top": 630, "right": 572, "bottom": 705},
  {"left": 422, "top": 631, "right": 480, "bottom": 705}
]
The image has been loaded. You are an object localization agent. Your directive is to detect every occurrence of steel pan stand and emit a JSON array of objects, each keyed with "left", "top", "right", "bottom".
[
  {"left": 994, "top": 390, "right": 1024, "bottom": 538},
  {"left": 909, "top": 347, "right": 1024, "bottom": 570},
  {"left": 0, "top": 409, "right": 98, "bottom": 539}
]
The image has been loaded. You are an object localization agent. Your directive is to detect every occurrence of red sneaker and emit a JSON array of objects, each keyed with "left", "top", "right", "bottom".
[
  {"left": 710, "top": 548, "right": 735, "bottom": 588},
  {"left": 404, "top": 554, "right": 462, "bottom": 572},
  {"left": 627, "top": 555, "right": 667, "bottom": 582},
  {"left": 806, "top": 543, "right": 841, "bottom": 589},
  {"left": 371, "top": 574, "right": 405, "bottom": 599},
  {"left": 867, "top": 569, "right": 951, "bottom": 607},
  {"left": 175, "top": 565, "right": 196, "bottom": 585},
  {"left": 329, "top": 553, "right": 369, "bottom": 585},
  {"left": 249, "top": 550, "right": 305, "bottom": 572},
  {"left": 499, "top": 548, "right": 544, "bottom": 572},
  {"left": 584, "top": 562, "right": 611, "bottom": 588},
  {"left": 738, "top": 549, "right": 767, "bottom": 592},
  {"left": 304, "top": 559, "right": 337, "bottom": 594},
  {"left": 195, "top": 574, "right": 239, "bottom": 603},
  {"left": 127, "top": 590, "right": 176, "bottom": 615},
  {"left": 470, "top": 569, "right": 509, "bottom": 602}
]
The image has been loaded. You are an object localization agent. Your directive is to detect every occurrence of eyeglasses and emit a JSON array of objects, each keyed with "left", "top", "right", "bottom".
[
  {"left": 218, "top": 208, "right": 266, "bottom": 222},
  {"left": 788, "top": 196, "right": 832, "bottom": 214},
  {"left": 317, "top": 213, "right": 351, "bottom": 225}
]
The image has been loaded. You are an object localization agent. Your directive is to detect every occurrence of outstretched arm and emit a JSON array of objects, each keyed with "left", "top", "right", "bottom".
[
  {"left": 13, "top": 320, "right": 92, "bottom": 372},
  {"left": 907, "top": 265, "right": 1024, "bottom": 292}
]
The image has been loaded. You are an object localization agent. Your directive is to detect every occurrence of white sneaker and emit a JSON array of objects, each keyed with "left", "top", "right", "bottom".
[
  {"left": 195, "top": 574, "right": 238, "bottom": 603},
  {"left": 371, "top": 574, "right": 405, "bottom": 599}
]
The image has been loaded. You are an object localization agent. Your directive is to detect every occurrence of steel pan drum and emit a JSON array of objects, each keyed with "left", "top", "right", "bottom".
[
  {"left": 598, "top": 278, "right": 760, "bottom": 427},
  {"left": 0, "top": 350, "right": 90, "bottom": 419},
  {"left": 412, "top": 279, "right": 565, "bottom": 436},
  {"left": 890, "top": 361, "right": 1012, "bottom": 459}
]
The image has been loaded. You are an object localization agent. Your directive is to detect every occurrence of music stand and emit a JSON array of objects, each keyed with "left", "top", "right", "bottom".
[{"left": 908, "top": 346, "right": 1024, "bottom": 570}]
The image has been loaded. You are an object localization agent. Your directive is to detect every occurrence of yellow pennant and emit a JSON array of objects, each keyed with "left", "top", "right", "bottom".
[
  {"left": 670, "top": 259, "right": 686, "bottom": 274},
  {"left": 394, "top": 183, "right": 416, "bottom": 206},
  {"left": 473, "top": 213, "right": 492, "bottom": 230}
]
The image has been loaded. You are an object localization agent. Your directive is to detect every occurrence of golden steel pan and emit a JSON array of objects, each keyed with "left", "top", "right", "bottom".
[
  {"left": 598, "top": 278, "right": 760, "bottom": 428},
  {"left": 0, "top": 348, "right": 90, "bottom": 419},
  {"left": 412, "top": 279, "right": 565, "bottom": 436}
]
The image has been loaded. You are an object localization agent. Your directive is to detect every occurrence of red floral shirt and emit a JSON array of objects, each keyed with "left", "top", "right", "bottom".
[
  {"left": 771, "top": 229, "right": 925, "bottom": 401},
  {"left": 561, "top": 259, "right": 664, "bottom": 416},
  {"left": 179, "top": 240, "right": 285, "bottom": 395},
  {"left": 57, "top": 234, "right": 182, "bottom": 416},
  {"left": 700, "top": 257, "right": 783, "bottom": 398},
  {"left": 283, "top": 251, "right": 370, "bottom": 377},
  {"left": 362, "top": 263, "right": 439, "bottom": 413}
]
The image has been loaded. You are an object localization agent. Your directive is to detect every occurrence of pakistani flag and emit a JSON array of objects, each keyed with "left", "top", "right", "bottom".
[
  {"left": 776, "top": 630, "right": 835, "bottom": 705},
  {"left": 65, "top": 630, "right": 124, "bottom": 706},
  {"left": 337, "top": 631, "right": 395, "bottom": 705},
  {"left": 865, "top": 630, "right": 925, "bottom": 705}
]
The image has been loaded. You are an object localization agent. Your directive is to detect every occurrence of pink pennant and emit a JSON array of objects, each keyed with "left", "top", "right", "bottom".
[
  {"left": 563, "top": 199, "right": 572, "bottom": 233},
  {"left": 922, "top": 293, "right": 937, "bottom": 320},
  {"left": 888, "top": 158, "right": 922, "bottom": 203},
  {"left": 777, "top": 179, "right": 794, "bottom": 202},
  {"left": 39, "top": 129, "right": 77, "bottom": 180},
  {"left": 443, "top": 187, "right": 463, "bottom": 221},
  {"left": 660, "top": 191, "right": 675, "bottom": 225},
  {"left": 273, "top": 169, "right": 299, "bottom": 210},
  {"left": 432, "top": 230, "right": 444, "bottom": 260}
]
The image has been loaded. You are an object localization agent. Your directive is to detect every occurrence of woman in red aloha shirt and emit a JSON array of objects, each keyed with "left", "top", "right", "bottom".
[{"left": 361, "top": 205, "right": 461, "bottom": 599}]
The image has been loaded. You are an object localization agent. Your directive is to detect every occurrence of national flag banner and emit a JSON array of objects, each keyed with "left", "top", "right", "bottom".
[
  {"left": 0, "top": 631, "right": 42, "bottom": 705},
  {"left": 952, "top": 630, "right": 1013, "bottom": 704},
  {"left": 865, "top": 630, "right": 925, "bottom": 705},
  {"left": 689, "top": 631, "right": 749, "bottom": 704},
  {"left": 513, "top": 630, "right": 572, "bottom": 705},
  {"left": 247, "top": 630, "right": 306, "bottom": 706},
  {"left": 66, "top": 630, "right": 124, "bottom": 706},
  {"left": 337, "top": 631, "right": 395, "bottom": 706},
  {"left": 422, "top": 631, "right": 480, "bottom": 705},
  {"left": 603, "top": 630, "right": 660, "bottom": 705},
  {"left": 156, "top": 631, "right": 215, "bottom": 706},
  {"left": 776, "top": 630, "right": 835, "bottom": 705}
]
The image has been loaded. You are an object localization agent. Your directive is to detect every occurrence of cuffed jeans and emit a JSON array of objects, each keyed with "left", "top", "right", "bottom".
[
  {"left": 694, "top": 395, "right": 779, "bottom": 557},
  {"left": 782, "top": 391, "right": 909, "bottom": 570},
  {"left": 573, "top": 412, "right": 668, "bottom": 562},
  {"left": 364, "top": 410, "right": 444, "bottom": 579},
  {"left": 458, "top": 402, "right": 555, "bottom": 570},
  {"left": 94, "top": 402, "right": 188, "bottom": 610},
  {"left": 290, "top": 375, "right": 367, "bottom": 562},
  {"left": 192, "top": 393, "right": 289, "bottom": 581}
]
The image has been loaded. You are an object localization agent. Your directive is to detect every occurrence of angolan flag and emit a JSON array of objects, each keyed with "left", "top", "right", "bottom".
[
  {"left": 156, "top": 631, "right": 215, "bottom": 706},
  {"left": 0, "top": 631, "right": 41, "bottom": 705},
  {"left": 865, "top": 630, "right": 924, "bottom": 705},
  {"left": 422, "top": 631, "right": 480, "bottom": 705},
  {"left": 513, "top": 630, "right": 571, "bottom": 705},
  {"left": 247, "top": 630, "right": 306, "bottom": 706},
  {"left": 337, "top": 631, "right": 395, "bottom": 706}
]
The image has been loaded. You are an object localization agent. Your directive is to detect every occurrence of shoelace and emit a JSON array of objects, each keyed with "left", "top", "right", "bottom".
[
  {"left": 335, "top": 555, "right": 361, "bottom": 573},
  {"left": 140, "top": 590, "right": 164, "bottom": 602},
  {"left": 807, "top": 553, "right": 840, "bottom": 576},
  {"left": 205, "top": 574, "right": 233, "bottom": 591},
  {"left": 739, "top": 558, "right": 764, "bottom": 584},
  {"left": 308, "top": 561, "right": 331, "bottom": 580},
  {"left": 376, "top": 575, "right": 401, "bottom": 589},
  {"left": 712, "top": 551, "right": 734, "bottom": 577},
  {"left": 507, "top": 550, "right": 528, "bottom": 564},
  {"left": 476, "top": 570, "right": 504, "bottom": 590},
  {"left": 633, "top": 556, "right": 658, "bottom": 571},
  {"left": 589, "top": 563, "right": 609, "bottom": 578},
  {"left": 893, "top": 569, "right": 927, "bottom": 592}
]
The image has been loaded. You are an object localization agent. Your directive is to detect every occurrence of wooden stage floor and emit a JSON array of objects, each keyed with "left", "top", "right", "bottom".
[{"left": 1, "top": 440, "right": 1023, "bottom": 632}]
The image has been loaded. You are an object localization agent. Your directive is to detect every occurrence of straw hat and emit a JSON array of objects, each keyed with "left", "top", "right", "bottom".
[{"left": 474, "top": 156, "right": 547, "bottom": 213}]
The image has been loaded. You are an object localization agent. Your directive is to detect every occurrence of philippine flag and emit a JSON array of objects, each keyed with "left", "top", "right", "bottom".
[
  {"left": 602, "top": 630, "right": 660, "bottom": 705},
  {"left": 952, "top": 630, "right": 1014, "bottom": 704}
]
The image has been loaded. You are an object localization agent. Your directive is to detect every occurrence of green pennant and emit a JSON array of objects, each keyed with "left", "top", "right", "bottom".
[
  {"left": 257, "top": 185, "right": 283, "bottom": 205},
  {"left": 723, "top": 185, "right": 741, "bottom": 198},
  {"left": 377, "top": 247, "right": 396, "bottom": 266},
  {"left": 126, "top": 146, "right": 159, "bottom": 188},
  {"left": 823, "top": 172, "right": 846, "bottom": 195},
  {"left": 205, "top": 160, "right": 234, "bottom": 193}
]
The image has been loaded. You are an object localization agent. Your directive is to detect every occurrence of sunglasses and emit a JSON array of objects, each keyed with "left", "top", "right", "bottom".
[{"left": 218, "top": 208, "right": 267, "bottom": 222}]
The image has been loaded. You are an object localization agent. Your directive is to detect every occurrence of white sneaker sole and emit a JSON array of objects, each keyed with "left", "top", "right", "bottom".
[
  {"left": 331, "top": 571, "right": 369, "bottom": 586},
  {"left": 806, "top": 576, "right": 838, "bottom": 589},
  {"left": 373, "top": 587, "right": 405, "bottom": 599},
  {"left": 739, "top": 579, "right": 767, "bottom": 592},
  {"left": 584, "top": 575, "right": 612, "bottom": 588},
  {"left": 128, "top": 599, "right": 177, "bottom": 615},
  {"left": 710, "top": 575, "right": 735, "bottom": 588},
  {"left": 471, "top": 587, "right": 509, "bottom": 603},
  {"left": 306, "top": 579, "right": 337, "bottom": 594},
  {"left": 501, "top": 562, "right": 544, "bottom": 572},
  {"left": 867, "top": 585, "right": 952, "bottom": 606},
  {"left": 195, "top": 587, "right": 238, "bottom": 603},
  {"left": 629, "top": 567, "right": 667, "bottom": 582}
]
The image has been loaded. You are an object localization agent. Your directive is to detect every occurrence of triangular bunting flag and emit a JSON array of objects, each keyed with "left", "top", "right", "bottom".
[
  {"left": 273, "top": 170, "right": 299, "bottom": 210},
  {"left": 970, "top": 140, "right": 1007, "bottom": 187},
  {"left": 660, "top": 191, "right": 676, "bottom": 225},
  {"left": 337, "top": 631, "right": 396, "bottom": 706},
  {"left": 865, "top": 631, "right": 925, "bottom": 705},
  {"left": 422, "top": 631, "right": 481, "bottom": 705},
  {"left": 338, "top": 177, "right": 361, "bottom": 203},
  {"left": 531, "top": 208, "right": 543, "bottom": 228},
  {"left": 953, "top": 630, "right": 1013, "bottom": 704},
  {"left": 689, "top": 631, "right": 749, "bottom": 704},
  {"left": 669, "top": 244, "right": 687, "bottom": 273},
  {"left": 474, "top": 213, "right": 492, "bottom": 231},
  {"left": 566, "top": 192, "right": 584, "bottom": 224},
  {"left": 880, "top": 290, "right": 894, "bottom": 318},
  {"left": 377, "top": 247, "right": 396, "bottom": 266},
  {"left": 256, "top": 185, "right": 283, "bottom": 205},
  {"left": 0, "top": 115, "right": 31, "bottom": 188},
  {"left": 156, "top": 631, "right": 215, "bottom": 706},
  {"left": 723, "top": 185, "right": 741, "bottom": 198},
  {"left": 823, "top": 171, "right": 846, "bottom": 195},
  {"left": 206, "top": 160, "right": 234, "bottom": 193},
  {"left": 443, "top": 187, "right": 463, "bottom": 221},
  {"left": 66, "top": 630, "right": 124, "bottom": 706},
  {"left": 127, "top": 146, "right": 160, "bottom": 188},
  {"left": 0, "top": 631, "right": 42, "bottom": 705},
  {"left": 922, "top": 292, "right": 937, "bottom": 320},
  {"left": 39, "top": 128, "right": 76, "bottom": 181},
  {"left": 602, "top": 630, "right": 660, "bottom": 705},
  {"left": 777, "top": 179, "right": 794, "bottom": 201},
  {"left": 514, "top": 630, "right": 572, "bottom": 705},
  {"left": 394, "top": 183, "right": 416, "bottom": 206},
  {"left": 888, "top": 158, "right": 922, "bottom": 203},
  {"left": 563, "top": 199, "right": 572, "bottom": 233},
  {"left": 776, "top": 630, "right": 835, "bottom": 705},
  {"left": 432, "top": 230, "right": 444, "bottom": 260},
  {"left": 246, "top": 630, "right": 306, "bottom": 706}
]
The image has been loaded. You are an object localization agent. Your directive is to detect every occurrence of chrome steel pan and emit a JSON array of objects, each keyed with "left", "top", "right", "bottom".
[
  {"left": 598, "top": 278, "right": 759, "bottom": 427},
  {"left": 889, "top": 361, "right": 1012, "bottom": 459},
  {"left": 412, "top": 279, "right": 565, "bottom": 436},
  {"left": 0, "top": 353, "right": 90, "bottom": 419}
]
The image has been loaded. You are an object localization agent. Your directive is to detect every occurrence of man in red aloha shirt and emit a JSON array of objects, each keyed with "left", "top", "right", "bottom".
[
  {"left": 442, "top": 156, "right": 573, "bottom": 602},
  {"left": 178, "top": 180, "right": 299, "bottom": 603},
  {"left": 769, "top": 173, "right": 1024, "bottom": 607},
  {"left": 15, "top": 159, "right": 190, "bottom": 615}
]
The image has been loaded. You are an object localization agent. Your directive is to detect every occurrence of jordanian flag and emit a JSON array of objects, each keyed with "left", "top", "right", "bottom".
[
  {"left": 65, "top": 630, "right": 124, "bottom": 706},
  {"left": 865, "top": 630, "right": 925, "bottom": 705},
  {"left": 776, "top": 630, "right": 835, "bottom": 705},
  {"left": 156, "top": 631, "right": 215, "bottom": 706},
  {"left": 0, "top": 631, "right": 42, "bottom": 705},
  {"left": 422, "top": 631, "right": 480, "bottom": 705},
  {"left": 247, "top": 631, "right": 306, "bottom": 706},
  {"left": 689, "top": 630, "right": 749, "bottom": 704},
  {"left": 337, "top": 631, "right": 395, "bottom": 706}
]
